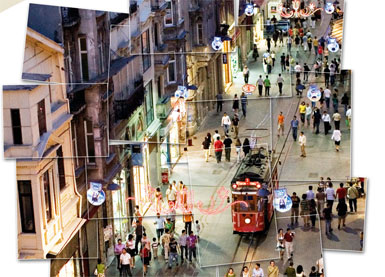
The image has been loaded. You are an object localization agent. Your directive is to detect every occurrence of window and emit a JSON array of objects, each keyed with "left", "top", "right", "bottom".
[
  {"left": 197, "top": 23, "right": 204, "bottom": 45},
  {"left": 37, "top": 99, "right": 47, "bottom": 136},
  {"left": 18, "top": 181, "right": 35, "bottom": 233},
  {"left": 167, "top": 53, "right": 176, "bottom": 83},
  {"left": 78, "top": 37, "right": 89, "bottom": 81},
  {"left": 157, "top": 76, "right": 162, "bottom": 98},
  {"left": 98, "top": 30, "right": 105, "bottom": 74},
  {"left": 11, "top": 109, "right": 22, "bottom": 145},
  {"left": 43, "top": 171, "right": 53, "bottom": 222},
  {"left": 164, "top": 0, "right": 174, "bottom": 26},
  {"left": 154, "top": 23, "right": 159, "bottom": 48},
  {"left": 57, "top": 147, "right": 66, "bottom": 190},
  {"left": 144, "top": 82, "right": 154, "bottom": 127},
  {"left": 141, "top": 30, "right": 151, "bottom": 72},
  {"left": 71, "top": 122, "right": 79, "bottom": 166},
  {"left": 84, "top": 120, "right": 95, "bottom": 163}
]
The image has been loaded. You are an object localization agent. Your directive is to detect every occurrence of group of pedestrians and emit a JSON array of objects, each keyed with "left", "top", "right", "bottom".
[{"left": 224, "top": 258, "right": 324, "bottom": 277}]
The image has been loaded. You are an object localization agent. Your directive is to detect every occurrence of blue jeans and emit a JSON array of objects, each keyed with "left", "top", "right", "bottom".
[
  {"left": 325, "top": 220, "right": 332, "bottom": 234},
  {"left": 168, "top": 252, "right": 178, "bottom": 267},
  {"left": 188, "top": 247, "right": 196, "bottom": 261},
  {"left": 223, "top": 124, "right": 230, "bottom": 135},
  {"left": 292, "top": 127, "right": 298, "bottom": 141},
  {"left": 242, "top": 103, "right": 247, "bottom": 117}
]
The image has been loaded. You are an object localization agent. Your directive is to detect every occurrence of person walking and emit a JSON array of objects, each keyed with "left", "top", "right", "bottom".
[
  {"left": 324, "top": 67, "right": 330, "bottom": 87},
  {"left": 325, "top": 182, "right": 336, "bottom": 209},
  {"left": 303, "top": 63, "right": 310, "bottom": 82},
  {"left": 341, "top": 93, "right": 350, "bottom": 113},
  {"left": 232, "top": 94, "right": 240, "bottom": 114},
  {"left": 285, "top": 54, "right": 290, "bottom": 72},
  {"left": 168, "top": 237, "right": 179, "bottom": 269},
  {"left": 214, "top": 136, "right": 224, "bottom": 163},
  {"left": 161, "top": 229, "right": 171, "bottom": 261},
  {"left": 268, "top": 260, "right": 279, "bottom": 277},
  {"left": 313, "top": 36, "right": 319, "bottom": 56},
  {"left": 305, "top": 103, "right": 312, "bottom": 127},
  {"left": 241, "top": 266, "right": 251, "bottom": 277},
  {"left": 166, "top": 183, "right": 177, "bottom": 206},
  {"left": 300, "top": 194, "right": 310, "bottom": 226},
  {"left": 299, "top": 102, "right": 306, "bottom": 126},
  {"left": 277, "top": 228, "right": 285, "bottom": 260},
  {"left": 187, "top": 231, "right": 198, "bottom": 263},
  {"left": 277, "top": 112, "right": 285, "bottom": 137},
  {"left": 316, "top": 188, "right": 326, "bottom": 219},
  {"left": 223, "top": 135, "right": 233, "bottom": 162},
  {"left": 284, "top": 261, "right": 296, "bottom": 277},
  {"left": 94, "top": 258, "right": 106, "bottom": 277},
  {"left": 336, "top": 199, "right": 348, "bottom": 230},
  {"left": 235, "top": 138, "right": 242, "bottom": 163},
  {"left": 264, "top": 75, "right": 271, "bottom": 96},
  {"left": 298, "top": 132, "right": 306, "bottom": 157},
  {"left": 332, "top": 111, "right": 341, "bottom": 130},
  {"left": 252, "top": 263, "right": 265, "bottom": 277},
  {"left": 125, "top": 235, "right": 136, "bottom": 268},
  {"left": 323, "top": 203, "right": 333, "bottom": 235},
  {"left": 309, "top": 199, "right": 317, "bottom": 228},
  {"left": 232, "top": 114, "right": 240, "bottom": 138},
  {"left": 115, "top": 239, "right": 125, "bottom": 273},
  {"left": 243, "top": 138, "right": 251, "bottom": 157},
  {"left": 322, "top": 111, "right": 331, "bottom": 135},
  {"left": 346, "top": 106, "right": 352, "bottom": 129},
  {"left": 271, "top": 51, "right": 276, "bottom": 67},
  {"left": 151, "top": 238, "right": 158, "bottom": 260},
  {"left": 266, "top": 36, "right": 272, "bottom": 52},
  {"left": 253, "top": 44, "right": 259, "bottom": 62},
  {"left": 347, "top": 182, "right": 359, "bottom": 213},
  {"left": 312, "top": 108, "right": 321, "bottom": 134},
  {"left": 216, "top": 93, "right": 223, "bottom": 113},
  {"left": 284, "top": 228, "right": 295, "bottom": 260},
  {"left": 276, "top": 74, "right": 284, "bottom": 95},
  {"left": 120, "top": 248, "right": 133, "bottom": 277},
  {"left": 154, "top": 213, "right": 165, "bottom": 242},
  {"left": 331, "top": 129, "right": 341, "bottom": 152},
  {"left": 291, "top": 116, "right": 299, "bottom": 141},
  {"left": 287, "top": 36, "right": 292, "bottom": 53},
  {"left": 179, "top": 230, "right": 188, "bottom": 263},
  {"left": 257, "top": 75, "right": 264, "bottom": 96},
  {"left": 140, "top": 235, "right": 151, "bottom": 275},
  {"left": 336, "top": 183, "right": 347, "bottom": 202},
  {"left": 280, "top": 53, "right": 286, "bottom": 72},
  {"left": 183, "top": 208, "right": 193, "bottom": 234},
  {"left": 243, "top": 65, "right": 250, "bottom": 84},
  {"left": 202, "top": 135, "right": 211, "bottom": 162},
  {"left": 221, "top": 112, "right": 231, "bottom": 135},
  {"left": 332, "top": 93, "right": 339, "bottom": 113},
  {"left": 291, "top": 192, "right": 300, "bottom": 225},
  {"left": 241, "top": 92, "right": 248, "bottom": 117}
]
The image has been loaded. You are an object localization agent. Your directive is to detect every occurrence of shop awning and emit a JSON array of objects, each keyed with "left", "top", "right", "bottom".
[{"left": 48, "top": 217, "right": 86, "bottom": 256}]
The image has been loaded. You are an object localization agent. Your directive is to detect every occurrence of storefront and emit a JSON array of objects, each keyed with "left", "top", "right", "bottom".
[{"left": 111, "top": 169, "right": 130, "bottom": 240}]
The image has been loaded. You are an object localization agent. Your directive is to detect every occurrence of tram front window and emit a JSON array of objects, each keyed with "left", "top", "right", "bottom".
[{"left": 234, "top": 195, "right": 256, "bottom": 212}]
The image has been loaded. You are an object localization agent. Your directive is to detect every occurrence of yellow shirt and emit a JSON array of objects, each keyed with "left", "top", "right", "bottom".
[
  {"left": 313, "top": 39, "right": 319, "bottom": 47},
  {"left": 299, "top": 105, "right": 306, "bottom": 114}
]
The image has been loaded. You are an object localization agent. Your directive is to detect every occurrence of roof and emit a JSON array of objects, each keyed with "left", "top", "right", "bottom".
[
  {"left": 22, "top": 73, "right": 51, "bottom": 82},
  {"left": 3, "top": 85, "right": 39, "bottom": 91}
]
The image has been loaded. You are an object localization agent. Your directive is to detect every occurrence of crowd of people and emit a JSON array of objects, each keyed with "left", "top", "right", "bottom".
[{"left": 224, "top": 258, "right": 324, "bottom": 277}]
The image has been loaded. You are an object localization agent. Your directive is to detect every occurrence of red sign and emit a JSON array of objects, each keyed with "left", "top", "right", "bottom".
[
  {"left": 236, "top": 179, "right": 261, "bottom": 187},
  {"left": 242, "top": 84, "right": 256, "bottom": 93}
]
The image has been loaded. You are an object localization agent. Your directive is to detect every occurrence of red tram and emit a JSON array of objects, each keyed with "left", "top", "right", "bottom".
[{"left": 231, "top": 147, "right": 279, "bottom": 234}]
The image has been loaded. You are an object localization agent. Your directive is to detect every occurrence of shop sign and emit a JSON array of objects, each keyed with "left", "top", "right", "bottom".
[
  {"left": 242, "top": 84, "right": 256, "bottom": 94},
  {"left": 211, "top": 36, "right": 223, "bottom": 51},
  {"left": 273, "top": 188, "right": 292, "bottom": 213},
  {"left": 87, "top": 182, "right": 106, "bottom": 206},
  {"left": 222, "top": 53, "right": 228, "bottom": 64}
]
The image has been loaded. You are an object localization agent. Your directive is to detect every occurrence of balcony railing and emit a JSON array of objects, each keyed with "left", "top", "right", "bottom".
[{"left": 113, "top": 78, "right": 144, "bottom": 122}]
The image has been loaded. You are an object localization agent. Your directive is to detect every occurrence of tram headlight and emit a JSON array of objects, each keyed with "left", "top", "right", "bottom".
[{"left": 245, "top": 218, "right": 251, "bottom": 224}]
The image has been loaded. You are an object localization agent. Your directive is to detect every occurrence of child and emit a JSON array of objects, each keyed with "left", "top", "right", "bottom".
[
  {"left": 151, "top": 237, "right": 158, "bottom": 259},
  {"left": 195, "top": 220, "right": 201, "bottom": 239}
]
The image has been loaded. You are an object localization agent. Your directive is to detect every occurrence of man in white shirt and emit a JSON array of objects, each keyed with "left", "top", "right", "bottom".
[
  {"left": 323, "top": 87, "right": 331, "bottom": 109},
  {"left": 325, "top": 183, "right": 336, "bottom": 209},
  {"left": 120, "top": 248, "right": 132, "bottom": 276},
  {"left": 213, "top": 130, "right": 221, "bottom": 141},
  {"left": 257, "top": 75, "right": 264, "bottom": 96},
  {"left": 294, "top": 62, "right": 302, "bottom": 79},
  {"left": 252, "top": 263, "right": 264, "bottom": 277},
  {"left": 221, "top": 112, "right": 231, "bottom": 135},
  {"left": 322, "top": 111, "right": 331, "bottom": 135},
  {"left": 306, "top": 186, "right": 315, "bottom": 201},
  {"left": 154, "top": 213, "right": 165, "bottom": 241},
  {"left": 166, "top": 183, "right": 177, "bottom": 205},
  {"left": 298, "top": 132, "right": 306, "bottom": 157},
  {"left": 346, "top": 106, "right": 352, "bottom": 129}
]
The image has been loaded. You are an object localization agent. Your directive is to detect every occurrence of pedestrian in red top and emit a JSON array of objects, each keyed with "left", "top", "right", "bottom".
[
  {"left": 284, "top": 228, "right": 295, "bottom": 260},
  {"left": 214, "top": 137, "right": 223, "bottom": 163},
  {"left": 336, "top": 183, "right": 347, "bottom": 201}
]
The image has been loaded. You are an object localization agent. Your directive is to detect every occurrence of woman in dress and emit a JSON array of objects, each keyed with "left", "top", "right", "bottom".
[
  {"left": 243, "top": 138, "right": 251, "bottom": 157},
  {"left": 224, "top": 268, "right": 236, "bottom": 277},
  {"left": 126, "top": 234, "right": 136, "bottom": 268},
  {"left": 155, "top": 187, "right": 163, "bottom": 213},
  {"left": 241, "top": 266, "right": 251, "bottom": 277},
  {"left": 300, "top": 194, "right": 310, "bottom": 227},
  {"left": 277, "top": 228, "right": 285, "bottom": 260},
  {"left": 232, "top": 94, "right": 240, "bottom": 114}
]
